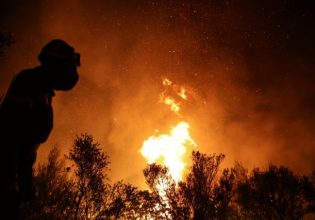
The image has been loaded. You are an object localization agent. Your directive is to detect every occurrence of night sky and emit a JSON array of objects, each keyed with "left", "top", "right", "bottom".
[{"left": 0, "top": 0, "right": 314, "bottom": 187}]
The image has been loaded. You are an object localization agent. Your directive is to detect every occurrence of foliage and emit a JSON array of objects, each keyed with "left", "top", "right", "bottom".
[
  {"left": 236, "top": 165, "right": 315, "bottom": 219},
  {"left": 143, "top": 151, "right": 238, "bottom": 220},
  {"left": 67, "top": 134, "right": 110, "bottom": 220},
  {"left": 179, "top": 151, "right": 226, "bottom": 220},
  {"left": 101, "top": 181, "right": 159, "bottom": 219},
  {"left": 20, "top": 135, "right": 315, "bottom": 220},
  {"left": 20, "top": 147, "right": 75, "bottom": 220},
  {"left": 143, "top": 164, "right": 190, "bottom": 219}
]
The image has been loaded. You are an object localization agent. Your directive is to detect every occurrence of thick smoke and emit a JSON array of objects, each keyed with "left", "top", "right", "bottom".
[{"left": 0, "top": 0, "right": 314, "bottom": 187}]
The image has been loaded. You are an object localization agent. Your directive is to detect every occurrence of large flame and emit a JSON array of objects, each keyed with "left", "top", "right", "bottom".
[
  {"left": 140, "top": 77, "right": 196, "bottom": 219},
  {"left": 141, "top": 121, "right": 195, "bottom": 219},
  {"left": 141, "top": 121, "right": 196, "bottom": 182},
  {"left": 141, "top": 78, "right": 196, "bottom": 183}
]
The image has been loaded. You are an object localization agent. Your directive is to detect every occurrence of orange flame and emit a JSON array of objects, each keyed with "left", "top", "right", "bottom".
[
  {"left": 177, "top": 87, "right": 187, "bottom": 100},
  {"left": 160, "top": 77, "right": 191, "bottom": 114},
  {"left": 161, "top": 96, "right": 180, "bottom": 113},
  {"left": 141, "top": 77, "right": 197, "bottom": 219},
  {"left": 140, "top": 121, "right": 196, "bottom": 182},
  {"left": 162, "top": 78, "right": 173, "bottom": 86}
]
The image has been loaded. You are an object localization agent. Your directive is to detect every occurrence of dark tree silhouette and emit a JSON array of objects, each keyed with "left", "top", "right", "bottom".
[
  {"left": 236, "top": 165, "right": 315, "bottom": 220},
  {"left": 142, "top": 151, "right": 239, "bottom": 220},
  {"left": 143, "top": 164, "right": 190, "bottom": 220},
  {"left": 212, "top": 168, "right": 237, "bottom": 219},
  {"left": 67, "top": 134, "right": 110, "bottom": 220},
  {"left": 179, "top": 151, "right": 226, "bottom": 220},
  {"left": 17, "top": 136, "right": 315, "bottom": 220},
  {"left": 101, "top": 181, "right": 160, "bottom": 219},
  {"left": 20, "top": 147, "right": 75, "bottom": 220}
]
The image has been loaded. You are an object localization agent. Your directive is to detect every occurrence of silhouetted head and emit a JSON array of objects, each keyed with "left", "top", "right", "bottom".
[{"left": 38, "top": 39, "right": 79, "bottom": 91}]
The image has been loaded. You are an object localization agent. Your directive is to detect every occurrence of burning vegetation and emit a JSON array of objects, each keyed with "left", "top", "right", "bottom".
[
  {"left": 141, "top": 78, "right": 196, "bottom": 183},
  {"left": 19, "top": 78, "right": 314, "bottom": 219},
  {"left": 1, "top": 0, "right": 315, "bottom": 219},
  {"left": 19, "top": 134, "right": 315, "bottom": 219}
]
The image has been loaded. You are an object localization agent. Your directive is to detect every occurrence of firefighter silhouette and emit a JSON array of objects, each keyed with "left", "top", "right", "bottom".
[{"left": 0, "top": 39, "right": 79, "bottom": 218}]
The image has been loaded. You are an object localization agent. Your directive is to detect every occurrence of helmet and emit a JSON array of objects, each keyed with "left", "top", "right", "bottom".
[
  {"left": 38, "top": 39, "right": 80, "bottom": 67},
  {"left": 38, "top": 39, "right": 80, "bottom": 91}
]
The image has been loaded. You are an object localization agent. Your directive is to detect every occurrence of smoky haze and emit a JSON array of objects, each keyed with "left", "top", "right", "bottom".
[{"left": 0, "top": 0, "right": 314, "bottom": 187}]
